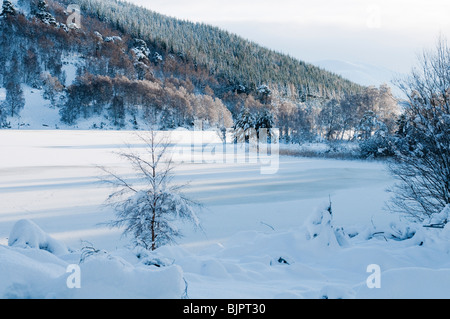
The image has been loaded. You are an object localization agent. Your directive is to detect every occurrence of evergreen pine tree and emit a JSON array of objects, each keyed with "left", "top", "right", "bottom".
[
  {"left": 5, "top": 80, "right": 25, "bottom": 117},
  {"left": 0, "top": 101, "right": 6, "bottom": 126},
  {"left": 4, "top": 55, "right": 24, "bottom": 117},
  {"left": 1, "top": 0, "right": 16, "bottom": 17},
  {"left": 233, "top": 107, "right": 256, "bottom": 143},
  {"left": 109, "top": 95, "right": 125, "bottom": 127},
  {"left": 255, "top": 108, "right": 274, "bottom": 131},
  {"left": 255, "top": 108, "right": 275, "bottom": 143},
  {"left": 35, "top": 0, "right": 57, "bottom": 26}
]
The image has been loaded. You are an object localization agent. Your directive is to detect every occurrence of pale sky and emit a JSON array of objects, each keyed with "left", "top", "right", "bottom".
[{"left": 127, "top": 0, "right": 450, "bottom": 74}]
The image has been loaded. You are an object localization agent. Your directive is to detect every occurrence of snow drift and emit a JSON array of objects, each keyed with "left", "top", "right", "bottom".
[
  {"left": 1, "top": 219, "right": 186, "bottom": 299},
  {"left": 2, "top": 208, "right": 450, "bottom": 299}
]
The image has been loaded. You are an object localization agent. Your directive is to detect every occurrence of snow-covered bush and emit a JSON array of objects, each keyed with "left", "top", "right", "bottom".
[
  {"left": 8, "top": 219, "right": 68, "bottom": 256},
  {"left": 388, "top": 38, "right": 450, "bottom": 222},
  {"left": 304, "top": 203, "right": 350, "bottom": 248},
  {"left": 151, "top": 52, "right": 163, "bottom": 64}
]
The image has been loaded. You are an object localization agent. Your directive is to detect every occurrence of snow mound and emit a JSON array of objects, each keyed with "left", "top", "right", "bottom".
[
  {"left": 8, "top": 219, "right": 68, "bottom": 256},
  {"left": 0, "top": 244, "right": 186, "bottom": 299},
  {"left": 0, "top": 245, "right": 67, "bottom": 299},
  {"left": 73, "top": 253, "right": 185, "bottom": 299},
  {"left": 429, "top": 204, "right": 450, "bottom": 226}
]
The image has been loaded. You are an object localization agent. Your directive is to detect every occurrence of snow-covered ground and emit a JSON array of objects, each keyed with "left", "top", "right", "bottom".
[
  {"left": 1, "top": 130, "right": 449, "bottom": 299},
  {"left": 3, "top": 84, "right": 153, "bottom": 131}
]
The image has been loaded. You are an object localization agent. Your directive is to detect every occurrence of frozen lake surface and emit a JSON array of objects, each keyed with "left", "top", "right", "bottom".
[{"left": 0, "top": 130, "right": 393, "bottom": 249}]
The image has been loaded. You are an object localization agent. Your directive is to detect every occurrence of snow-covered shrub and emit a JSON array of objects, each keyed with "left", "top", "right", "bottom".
[
  {"left": 79, "top": 241, "right": 109, "bottom": 264},
  {"left": 386, "top": 222, "right": 417, "bottom": 241},
  {"left": 139, "top": 252, "right": 174, "bottom": 268},
  {"left": 304, "top": 203, "right": 350, "bottom": 248},
  {"left": 387, "top": 38, "right": 450, "bottom": 222},
  {"left": 8, "top": 219, "right": 68, "bottom": 256},
  {"left": 93, "top": 31, "right": 103, "bottom": 41}
]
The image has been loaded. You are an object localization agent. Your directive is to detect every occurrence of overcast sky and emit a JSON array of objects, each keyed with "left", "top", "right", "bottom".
[{"left": 127, "top": 0, "right": 450, "bottom": 74}]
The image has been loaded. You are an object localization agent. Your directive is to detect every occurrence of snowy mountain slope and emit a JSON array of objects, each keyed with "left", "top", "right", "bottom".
[
  {"left": 314, "top": 59, "right": 405, "bottom": 98},
  {"left": 3, "top": 84, "right": 154, "bottom": 130},
  {"left": 0, "top": 0, "right": 370, "bottom": 134},
  {"left": 5, "top": 85, "right": 60, "bottom": 129}
]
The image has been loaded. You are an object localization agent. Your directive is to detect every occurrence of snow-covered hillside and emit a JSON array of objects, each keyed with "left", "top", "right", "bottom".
[
  {"left": 314, "top": 59, "right": 405, "bottom": 98},
  {"left": 3, "top": 85, "right": 60, "bottom": 129},
  {"left": 1, "top": 130, "right": 449, "bottom": 299},
  {"left": 2, "top": 84, "right": 150, "bottom": 130}
]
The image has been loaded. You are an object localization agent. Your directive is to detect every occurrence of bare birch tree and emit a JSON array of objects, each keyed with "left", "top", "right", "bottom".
[{"left": 100, "top": 130, "right": 201, "bottom": 251}]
